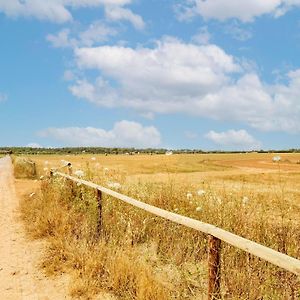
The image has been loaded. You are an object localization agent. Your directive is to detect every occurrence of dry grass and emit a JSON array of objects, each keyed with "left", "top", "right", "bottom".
[
  {"left": 19, "top": 153, "right": 300, "bottom": 299},
  {"left": 26, "top": 153, "right": 235, "bottom": 176},
  {"left": 12, "top": 156, "right": 37, "bottom": 179}
]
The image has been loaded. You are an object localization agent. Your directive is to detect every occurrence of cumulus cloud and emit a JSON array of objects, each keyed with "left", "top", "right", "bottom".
[
  {"left": 177, "top": 0, "right": 300, "bottom": 22},
  {"left": 104, "top": 5, "right": 145, "bottom": 29},
  {"left": 47, "top": 22, "right": 118, "bottom": 48},
  {"left": 72, "top": 38, "right": 240, "bottom": 110},
  {"left": 69, "top": 38, "right": 300, "bottom": 133},
  {"left": 0, "top": 0, "right": 72, "bottom": 23},
  {"left": 47, "top": 28, "right": 75, "bottom": 48},
  {"left": 0, "top": 0, "right": 144, "bottom": 28},
  {"left": 205, "top": 129, "right": 262, "bottom": 150},
  {"left": 39, "top": 120, "right": 161, "bottom": 148}
]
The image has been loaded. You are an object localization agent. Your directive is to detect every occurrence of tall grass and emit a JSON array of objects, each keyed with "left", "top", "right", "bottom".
[
  {"left": 20, "top": 163, "right": 300, "bottom": 299},
  {"left": 12, "top": 156, "right": 37, "bottom": 179}
]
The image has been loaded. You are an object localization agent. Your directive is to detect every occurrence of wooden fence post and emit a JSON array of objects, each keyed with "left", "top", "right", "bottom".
[
  {"left": 66, "top": 163, "right": 75, "bottom": 196},
  {"left": 33, "top": 162, "right": 37, "bottom": 177},
  {"left": 96, "top": 189, "right": 102, "bottom": 237},
  {"left": 208, "top": 235, "right": 221, "bottom": 300},
  {"left": 67, "top": 163, "right": 72, "bottom": 175}
]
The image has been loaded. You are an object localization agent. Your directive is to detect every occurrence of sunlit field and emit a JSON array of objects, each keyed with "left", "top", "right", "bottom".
[{"left": 16, "top": 153, "right": 300, "bottom": 299}]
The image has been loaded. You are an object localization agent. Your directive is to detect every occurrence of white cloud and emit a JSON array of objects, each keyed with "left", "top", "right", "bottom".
[
  {"left": 73, "top": 38, "right": 240, "bottom": 110},
  {"left": 39, "top": 120, "right": 161, "bottom": 148},
  {"left": 0, "top": 0, "right": 72, "bottom": 23},
  {"left": 47, "top": 22, "right": 117, "bottom": 48},
  {"left": 205, "top": 129, "right": 261, "bottom": 150},
  {"left": 47, "top": 29, "right": 76, "bottom": 48},
  {"left": 0, "top": 93, "right": 8, "bottom": 102},
  {"left": 0, "top": 0, "right": 143, "bottom": 28},
  {"left": 178, "top": 0, "right": 300, "bottom": 22},
  {"left": 63, "top": 70, "right": 76, "bottom": 81},
  {"left": 104, "top": 5, "right": 145, "bottom": 29},
  {"left": 225, "top": 22, "right": 253, "bottom": 41},
  {"left": 79, "top": 21, "right": 118, "bottom": 45},
  {"left": 69, "top": 38, "right": 300, "bottom": 133},
  {"left": 191, "top": 26, "right": 211, "bottom": 44}
]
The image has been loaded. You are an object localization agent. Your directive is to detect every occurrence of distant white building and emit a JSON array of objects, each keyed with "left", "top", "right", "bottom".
[{"left": 165, "top": 151, "right": 173, "bottom": 156}]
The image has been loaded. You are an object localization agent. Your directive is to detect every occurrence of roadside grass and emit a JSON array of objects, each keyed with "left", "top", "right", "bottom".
[
  {"left": 12, "top": 156, "right": 37, "bottom": 179},
  {"left": 19, "top": 155, "right": 300, "bottom": 299}
]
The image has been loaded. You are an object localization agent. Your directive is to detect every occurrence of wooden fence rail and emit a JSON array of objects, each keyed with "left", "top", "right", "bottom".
[{"left": 52, "top": 169, "right": 300, "bottom": 299}]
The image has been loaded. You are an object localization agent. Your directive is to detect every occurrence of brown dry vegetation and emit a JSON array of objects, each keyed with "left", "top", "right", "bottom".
[
  {"left": 19, "top": 153, "right": 300, "bottom": 299},
  {"left": 12, "top": 156, "right": 37, "bottom": 179}
]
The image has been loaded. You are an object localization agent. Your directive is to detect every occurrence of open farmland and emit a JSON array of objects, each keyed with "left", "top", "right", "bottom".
[
  {"left": 14, "top": 152, "right": 300, "bottom": 299},
  {"left": 3, "top": 2, "right": 300, "bottom": 299}
]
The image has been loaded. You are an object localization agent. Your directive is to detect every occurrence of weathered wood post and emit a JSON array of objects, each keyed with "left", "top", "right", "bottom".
[
  {"left": 67, "top": 162, "right": 72, "bottom": 175},
  {"left": 208, "top": 235, "right": 221, "bottom": 300},
  {"left": 33, "top": 162, "right": 37, "bottom": 177},
  {"left": 96, "top": 189, "right": 103, "bottom": 237},
  {"left": 66, "top": 163, "right": 75, "bottom": 197}
]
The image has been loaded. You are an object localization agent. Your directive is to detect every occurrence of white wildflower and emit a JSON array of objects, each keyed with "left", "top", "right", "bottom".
[
  {"left": 74, "top": 170, "right": 84, "bottom": 177},
  {"left": 186, "top": 192, "right": 193, "bottom": 200},
  {"left": 196, "top": 206, "right": 202, "bottom": 212},
  {"left": 40, "top": 176, "right": 44, "bottom": 180},
  {"left": 174, "top": 208, "right": 178, "bottom": 212},
  {"left": 103, "top": 167, "right": 109, "bottom": 174},
  {"left": 107, "top": 182, "right": 121, "bottom": 190},
  {"left": 29, "top": 192, "right": 35, "bottom": 198},
  {"left": 91, "top": 157, "right": 96, "bottom": 161},
  {"left": 197, "top": 189, "right": 206, "bottom": 196},
  {"left": 77, "top": 182, "right": 82, "bottom": 187},
  {"left": 216, "top": 197, "right": 222, "bottom": 205},
  {"left": 60, "top": 159, "right": 70, "bottom": 166},
  {"left": 242, "top": 196, "right": 249, "bottom": 205},
  {"left": 43, "top": 167, "right": 48, "bottom": 171}
]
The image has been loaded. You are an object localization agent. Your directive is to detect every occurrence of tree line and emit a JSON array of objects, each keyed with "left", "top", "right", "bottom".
[{"left": 0, "top": 147, "right": 299, "bottom": 155}]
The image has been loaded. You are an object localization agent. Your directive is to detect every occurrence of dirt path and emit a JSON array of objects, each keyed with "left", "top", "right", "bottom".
[{"left": 0, "top": 156, "right": 70, "bottom": 300}]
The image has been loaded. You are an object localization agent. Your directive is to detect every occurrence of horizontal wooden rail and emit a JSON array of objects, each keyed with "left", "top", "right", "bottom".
[{"left": 54, "top": 171, "right": 300, "bottom": 276}]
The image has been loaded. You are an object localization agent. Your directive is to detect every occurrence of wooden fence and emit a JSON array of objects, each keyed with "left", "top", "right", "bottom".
[{"left": 51, "top": 166, "right": 300, "bottom": 300}]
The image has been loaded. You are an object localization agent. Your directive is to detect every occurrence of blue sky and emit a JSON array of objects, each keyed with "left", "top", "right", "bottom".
[{"left": 0, "top": 0, "right": 300, "bottom": 150}]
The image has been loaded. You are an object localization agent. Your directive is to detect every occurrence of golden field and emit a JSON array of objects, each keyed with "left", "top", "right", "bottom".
[{"left": 16, "top": 153, "right": 300, "bottom": 299}]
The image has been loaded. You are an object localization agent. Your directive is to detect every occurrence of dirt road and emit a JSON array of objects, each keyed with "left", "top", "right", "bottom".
[{"left": 0, "top": 156, "right": 69, "bottom": 300}]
